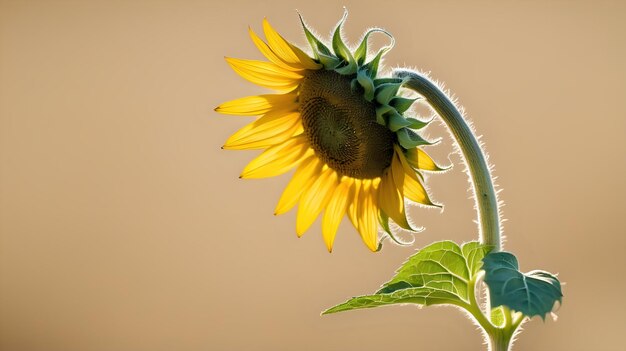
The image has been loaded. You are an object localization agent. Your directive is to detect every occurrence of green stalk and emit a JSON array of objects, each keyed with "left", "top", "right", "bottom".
[
  {"left": 393, "top": 70, "right": 501, "bottom": 251},
  {"left": 488, "top": 329, "right": 513, "bottom": 351},
  {"left": 394, "top": 70, "right": 513, "bottom": 350}
]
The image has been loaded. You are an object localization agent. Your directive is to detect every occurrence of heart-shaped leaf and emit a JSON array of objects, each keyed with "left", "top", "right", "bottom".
[{"left": 482, "top": 252, "right": 563, "bottom": 320}]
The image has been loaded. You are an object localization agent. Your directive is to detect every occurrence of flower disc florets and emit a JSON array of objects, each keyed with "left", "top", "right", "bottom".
[{"left": 299, "top": 69, "right": 395, "bottom": 179}]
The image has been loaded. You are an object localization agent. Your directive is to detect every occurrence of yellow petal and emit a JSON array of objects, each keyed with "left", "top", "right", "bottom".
[
  {"left": 223, "top": 111, "right": 301, "bottom": 150},
  {"left": 404, "top": 173, "right": 432, "bottom": 205},
  {"left": 263, "top": 19, "right": 321, "bottom": 70},
  {"left": 406, "top": 147, "right": 445, "bottom": 171},
  {"left": 274, "top": 155, "right": 322, "bottom": 215},
  {"left": 396, "top": 147, "right": 434, "bottom": 205},
  {"left": 357, "top": 179, "right": 380, "bottom": 252},
  {"left": 224, "top": 122, "right": 302, "bottom": 150},
  {"left": 296, "top": 168, "right": 338, "bottom": 237},
  {"left": 378, "top": 165, "right": 412, "bottom": 230},
  {"left": 249, "top": 27, "right": 305, "bottom": 72},
  {"left": 226, "top": 57, "right": 302, "bottom": 92},
  {"left": 347, "top": 178, "right": 362, "bottom": 230},
  {"left": 240, "top": 135, "right": 310, "bottom": 179},
  {"left": 321, "top": 178, "right": 353, "bottom": 252},
  {"left": 215, "top": 93, "right": 298, "bottom": 116},
  {"left": 391, "top": 150, "right": 406, "bottom": 199}
]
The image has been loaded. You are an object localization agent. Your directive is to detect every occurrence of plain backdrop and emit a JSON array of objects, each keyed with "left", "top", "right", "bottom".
[{"left": 1, "top": 0, "right": 625, "bottom": 350}]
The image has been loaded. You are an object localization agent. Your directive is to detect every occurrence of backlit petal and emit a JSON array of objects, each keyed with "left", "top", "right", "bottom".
[
  {"left": 263, "top": 19, "right": 322, "bottom": 70},
  {"left": 274, "top": 155, "right": 322, "bottom": 215},
  {"left": 321, "top": 178, "right": 353, "bottom": 252},
  {"left": 296, "top": 168, "right": 338, "bottom": 236},
  {"left": 215, "top": 93, "right": 298, "bottom": 116},
  {"left": 396, "top": 147, "right": 434, "bottom": 205},
  {"left": 357, "top": 179, "right": 380, "bottom": 252},
  {"left": 379, "top": 163, "right": 412, "bottom": 230},
  {"left": 249, "top": 27, "right": 305, "bottom": 72},
  {"left": 240, "top": 136, "right": 310, "bottom": 179},
  {"left": 406, "top": 147, "right": 445, "bottom": 171},
  {"left": 223, "top": 111, "right": 302, "bottom": 150},
  {"left": 347, "top": 178, "right": 362, "bottom": 230},
  {"left": 226, "top": 57, "right": 302, "bottom": 91}
]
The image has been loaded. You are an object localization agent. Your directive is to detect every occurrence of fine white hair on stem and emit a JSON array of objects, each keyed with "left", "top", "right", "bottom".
[{"left": 393, "top": 65, "right": 506, "bottom": 246}]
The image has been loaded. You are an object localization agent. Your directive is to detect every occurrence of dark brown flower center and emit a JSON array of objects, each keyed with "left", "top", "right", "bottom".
[{"left": 299, "top": 69, "right": 395, "bottom": 179}]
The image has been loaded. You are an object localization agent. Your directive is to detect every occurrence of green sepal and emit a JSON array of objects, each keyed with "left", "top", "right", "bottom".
[
  {"left": 397, "top": 128, "right": 433, "bottom": 149},
  {"left": 390, "top": 96, "right": 418, "bottom": 114},
  {"left": 362, "top": 36, "right": 395, "bottom": 78},
  {"left": 362, "top": 49, "right": 383, "bottom": 78},
  {"left": 354, "top": 28, "right": 394, "bottom": 66},
  {"left": 388, "top": 110, "right": 413, "bottom": 132},
  {"left": 483, "top": 252, "right": 563, "bottom": 320},
  {"left": 356, "top": 69, "right": 375, "bottom": 101},
  {"left": 406, "top": 117, "right": 429, "bottom": 130},
  {"left": 331, "top": 12, "right": 357, "bottom": 75},
  {"left": 317, "top": 53, "right": 342, "bottom": 70},
  {"left": 335, "top": 62, "right": 358, "bottom": 75},
  {"left": 323, "top": 241, "right": 493, "bottom": 314},
  {"left": 298, "top": 13, "right": 333, "bottom": 59},
  {"left": 375, "top": 82, "right": 403, "bottom": 105},
  {"left": 375, "top": 104, "right": 395, "bottom": 126}
]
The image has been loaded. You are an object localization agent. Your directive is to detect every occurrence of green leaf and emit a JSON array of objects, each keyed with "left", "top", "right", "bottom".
[
  {"left": 482, "top": 252, "right": 563, "bottom": 320},
  {"left": 323, "top": 241, "right": 492, "bottom": 314},
  {"left": 323, "top": 287, "right": 464, "bottom": 314}
]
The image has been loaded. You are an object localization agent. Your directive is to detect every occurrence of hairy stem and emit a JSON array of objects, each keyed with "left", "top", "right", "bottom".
[
  {"left": 488, "top": 329, "right": 513, "bottom": 351},
  {"left": 395, "top": 69, "right": 512, "bottom": 350},
  {"left": 393, "top": 69, "right": 501, "bottom": 250}
]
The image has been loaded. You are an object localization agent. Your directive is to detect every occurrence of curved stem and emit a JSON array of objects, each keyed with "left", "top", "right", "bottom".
[{"left": 393, "top": 69, "right": 502, "bottom": 251}]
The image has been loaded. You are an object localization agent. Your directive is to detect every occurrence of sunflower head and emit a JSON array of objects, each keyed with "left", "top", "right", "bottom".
[{"left": 215, "top": 12, "right": 446, "bottom": 252}]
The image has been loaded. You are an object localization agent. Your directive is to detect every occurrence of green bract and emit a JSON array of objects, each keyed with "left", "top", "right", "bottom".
[{"left": 299, "top": 12, "right": 432, "bottom": 154}]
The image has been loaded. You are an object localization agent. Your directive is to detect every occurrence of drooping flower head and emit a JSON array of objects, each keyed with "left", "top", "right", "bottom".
[{"left": 215, "top": 12, "right": 445, "bottom": 252}]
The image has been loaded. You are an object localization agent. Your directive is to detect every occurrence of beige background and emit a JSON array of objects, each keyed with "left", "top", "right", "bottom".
[{"left": 1, "top": 0, "right": 625, "bottom": 350}]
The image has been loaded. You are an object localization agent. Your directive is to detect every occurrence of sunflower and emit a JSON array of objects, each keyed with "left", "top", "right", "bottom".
[{"left": 215, "top": 13, "right": 445, "bottom": 252}]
